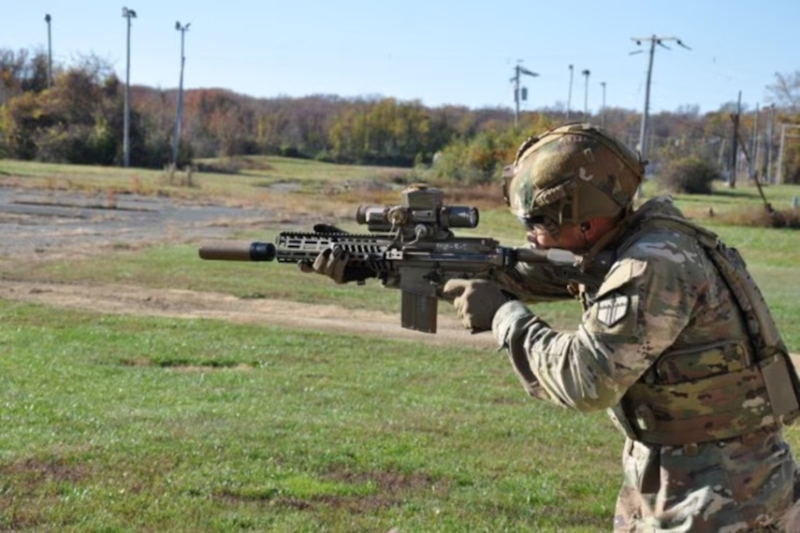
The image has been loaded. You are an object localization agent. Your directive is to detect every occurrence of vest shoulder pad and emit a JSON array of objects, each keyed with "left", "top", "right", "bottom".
[{"left": 596, "top": 258, "right": 648, "bottom": 298}]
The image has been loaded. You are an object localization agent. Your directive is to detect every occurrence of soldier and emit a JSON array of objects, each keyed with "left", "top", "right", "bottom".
[{"left": 304, "top": 124, "right": 800, "bottom": 531}]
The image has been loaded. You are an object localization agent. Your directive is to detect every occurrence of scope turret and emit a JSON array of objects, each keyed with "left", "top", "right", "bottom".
[{"left": 356, "top": 185, "right": 479, "bottom": 233}]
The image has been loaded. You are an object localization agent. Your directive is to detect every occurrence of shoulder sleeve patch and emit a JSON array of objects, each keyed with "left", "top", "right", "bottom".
[
  {"left": 596, "top": 258, "right": 647, "bottom": 299},
  {"left": 596, "top": 294, "right": 630, "bottom": 327}
]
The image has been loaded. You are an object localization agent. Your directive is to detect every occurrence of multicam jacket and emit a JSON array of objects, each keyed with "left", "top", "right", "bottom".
[{"left": 492, "top": 197, "right": 799, "bottom": 532}]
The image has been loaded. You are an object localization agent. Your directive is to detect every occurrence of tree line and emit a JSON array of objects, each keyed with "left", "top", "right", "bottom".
[{"left": 2, "top": 47, "right": 799, "bottom": 184}]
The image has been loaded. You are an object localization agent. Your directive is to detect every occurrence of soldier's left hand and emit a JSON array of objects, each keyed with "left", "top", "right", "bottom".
[{"left": 442, "top": 279, "right": 514, "bottom": 333}]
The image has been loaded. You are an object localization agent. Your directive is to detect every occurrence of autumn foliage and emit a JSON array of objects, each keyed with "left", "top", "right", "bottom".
[{"left": 2, "top": 48, "right": 800, "bottom": 187}]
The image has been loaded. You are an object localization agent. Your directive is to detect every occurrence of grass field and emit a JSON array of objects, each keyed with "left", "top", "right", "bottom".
[
  {"left": 0, "top": 156, "right": 410, "bottom": 208},
  {"left": 0, "top": 300, "right": 621, "bottom": 532},
  {"left": 2, "top": 157, "right": 800, "bottom": 531}
]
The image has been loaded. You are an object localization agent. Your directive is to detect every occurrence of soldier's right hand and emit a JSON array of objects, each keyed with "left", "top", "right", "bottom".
[{"left": 298, "top": 246, "right": 375, "bottom": 284}]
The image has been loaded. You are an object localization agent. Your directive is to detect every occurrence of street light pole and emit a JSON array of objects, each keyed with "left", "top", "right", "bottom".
[
  {"left": 44, "top": 14, "right": 52, "bottom": 88},
  {"left": 172, "top": 21, "right": 190, "bottom": 166},
  {"left": 566, "top": 64, "right": 573, "bottom": 121},
  {"left": 600, "top": 81, "right": 607, "bottom": 128},
  {"left": 122, "top": 7, "right": 137, "bottom": 168},
  {"left": 630, "top": 35, "right": 690, "bottom": 166},
  {"left": 581, "top": 69, "right": 590, "bottom": 117}
]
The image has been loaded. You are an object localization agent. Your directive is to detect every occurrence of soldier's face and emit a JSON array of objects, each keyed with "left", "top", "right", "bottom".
[
  {"left": 527, "top": 224, "right": 583, "bottom": 250},
  {"left": 526, "top": 217, "right": 617, "bottom": 252}
]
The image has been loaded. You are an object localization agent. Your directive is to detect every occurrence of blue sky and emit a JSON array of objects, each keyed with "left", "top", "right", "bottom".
[{"left": 3, "top": 0, "right": 797, "bottom": 114}]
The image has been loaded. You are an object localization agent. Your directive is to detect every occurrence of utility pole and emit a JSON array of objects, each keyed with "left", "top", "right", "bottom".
[
  {"left": 777, "top": 124, "right": 786, "bottom": 184},
  {"left": 776, "top": 124, "right": 800, "bottom": 184},
  {"left": 750, "top": 103, "right": 759, "bottom": 179},
  {"left": 510, "top": 61, "right": 538, "bottom": 130},
  {"left": 729, "top": 91, "right": 741, "bottom": 188},
  {"left": 581, "top": 69, "right": 590, "bottom": 117},
  {"left": 172, "top": 21, "right": 190, "bottom": 166},
  {"left": 630, "top": 35, "right": 691, "bottom": 167},
  {"left": 44, "top": 14, "right": 52, "bottom": 88},
  {"left": 600, "top": 81, "right": 607, "bottom": 128},
  {"left": 765, "top": 104, "right": 775, "bottom": 183},
  {"left": 566, "top": 64, "right": 574, "bottom": 121},
  {"left": 122, "top": 7, "right": 137, "bottom": 168}
]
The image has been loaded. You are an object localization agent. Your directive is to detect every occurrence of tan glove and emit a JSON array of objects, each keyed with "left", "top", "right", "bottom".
[
  {"left": 442, "top": 279, "right": 514, "bottom": 333},
  {"left": 298, "top": 247, "right": 350, "bottom": 284},
  {"left": 298, "top": 246, "right": 375, "bottom": 284}
]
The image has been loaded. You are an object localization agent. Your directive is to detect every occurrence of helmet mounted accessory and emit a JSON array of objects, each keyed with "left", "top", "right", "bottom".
[{"left": 505, "top": 124, "right": 644, "bottom": 241}]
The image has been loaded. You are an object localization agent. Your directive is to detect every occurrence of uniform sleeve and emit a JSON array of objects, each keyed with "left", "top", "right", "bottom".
[{"left": 492, "top": 245, "right": 701, "bottom": 412}]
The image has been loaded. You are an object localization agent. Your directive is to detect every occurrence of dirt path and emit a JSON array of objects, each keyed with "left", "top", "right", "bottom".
[{"left": 0, "top": 279, "right": 497, "bottom": 349}]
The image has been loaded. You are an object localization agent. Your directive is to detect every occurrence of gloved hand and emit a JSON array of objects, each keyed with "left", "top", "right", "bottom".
[
  {"left": 442, "top": 279, "right": 514, "bottom": 333},
  {"left": 298, "top": 246, "right": 375, "bottom": 284}
]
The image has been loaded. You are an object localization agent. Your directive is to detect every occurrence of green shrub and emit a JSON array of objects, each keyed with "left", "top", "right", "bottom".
[{"left": 658, "top": 157, "right": 721, "bottom": 194}]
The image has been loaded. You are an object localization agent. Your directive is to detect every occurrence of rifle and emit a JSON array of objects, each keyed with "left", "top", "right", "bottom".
[{"left": 199, "top": 185, "right": 612, "bottom": 334}]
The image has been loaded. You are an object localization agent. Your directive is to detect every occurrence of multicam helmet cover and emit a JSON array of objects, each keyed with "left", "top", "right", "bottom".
[{"left": 504, "top": 123, "right": 645, "bottom": 234}]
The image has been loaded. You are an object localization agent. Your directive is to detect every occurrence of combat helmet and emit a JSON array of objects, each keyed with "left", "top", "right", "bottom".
[{"left": 503, "top": 123, "right": 645, "bottom": 237}]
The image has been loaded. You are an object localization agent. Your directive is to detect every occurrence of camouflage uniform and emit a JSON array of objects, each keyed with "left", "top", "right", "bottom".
[
  {"left": 493, "top": 197, "right": 799, "bottom": 532},
  {"left": 486, "top": 124, "right": 800, "bottom": 531}
]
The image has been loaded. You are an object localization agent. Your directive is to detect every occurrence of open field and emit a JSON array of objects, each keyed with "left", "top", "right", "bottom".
[{"left": 2, "top": 157, "right": 800, "bottom": 531}]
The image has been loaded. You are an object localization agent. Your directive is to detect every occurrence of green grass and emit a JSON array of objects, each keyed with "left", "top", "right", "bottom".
[
  {"left": 668, "top": 181, "right": 800, "bottom": 215},
  {"left": 0, "top": 300, "right": 625, "bottom": 532},
  {"left": 0, "top": 156, "right": 411, "bottom": 205}
]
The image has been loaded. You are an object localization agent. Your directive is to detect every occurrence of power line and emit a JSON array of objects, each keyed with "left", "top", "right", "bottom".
[
  {"left": 630, "top": 35, "right": 691, "bottom": 168},
  {"left": 509, "top": 61, "right": 538, "bottom": 130}
]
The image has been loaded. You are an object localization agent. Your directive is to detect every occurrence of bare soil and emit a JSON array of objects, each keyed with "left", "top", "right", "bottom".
[{"left": 0, "top": 185, "right": 496, "bottom": 349}]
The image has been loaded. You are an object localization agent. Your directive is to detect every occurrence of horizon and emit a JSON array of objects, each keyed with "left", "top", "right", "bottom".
[{"left": 128, "top": 84, "right": 728, "bottom": 117}]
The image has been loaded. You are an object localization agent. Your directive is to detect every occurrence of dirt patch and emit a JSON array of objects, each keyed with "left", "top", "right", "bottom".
[
  {"left": 0, "top": 456, "right": 89, "bottom": 528},
  {"left": 0, "top": 456, "right": 88, "bottom": 485},
  {"left": 214, "top": 469, "right": 449, "bottom": 514},
  {"left": 0, "top": 279, "right": 496, "bottom": 349},
  {"left": 0, "top": 186, "right": 305, "bottom": 258},
  {"left": 118, "top": 357, "right": 256, "bottom": 372},
  {"left": 324, "top": 469, "right": 447, "bottom": 494}
]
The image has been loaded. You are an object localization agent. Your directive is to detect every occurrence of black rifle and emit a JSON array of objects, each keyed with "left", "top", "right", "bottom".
[{"left": 200, "top": 186, "right": 612, "bottom": 333}]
